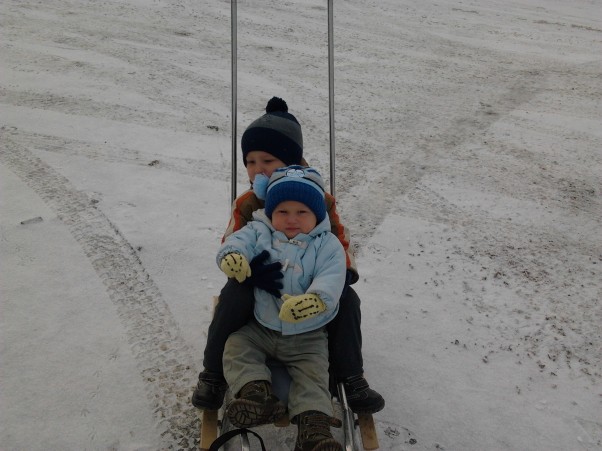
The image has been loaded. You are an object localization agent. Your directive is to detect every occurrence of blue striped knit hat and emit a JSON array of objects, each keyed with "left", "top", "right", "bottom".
[{"left": 261, "top": 166, "right": 326, "bottom": 223}]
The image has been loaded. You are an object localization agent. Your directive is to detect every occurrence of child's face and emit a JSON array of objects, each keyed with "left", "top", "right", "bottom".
[
  {"left": 271, "top": 200, "right": 317, "bottom": 239},
  {"left": 246, "top": 151, "right": 286, "bottom": 183}
]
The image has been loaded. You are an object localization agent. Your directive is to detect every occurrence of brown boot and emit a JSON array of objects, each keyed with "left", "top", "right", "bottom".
[
  {"left": 226, "top": 380, "right": 286, "bottom": 428},
  {"left": 294, "top": 411, "right": 343, "bottom": 451}
]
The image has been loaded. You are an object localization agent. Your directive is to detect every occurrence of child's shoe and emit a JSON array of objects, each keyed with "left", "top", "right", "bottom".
[
  {"left": 338, "top": 375, "right": 385, "bottom": 414},
  {"left": 294, "top": 411, "right": 343, "bottom": 451},
  {"left": 191, "top": 370, "right": 228, "bottom": 410},
  {"left": 226, "top": 380, "right": 286, "bottom": 428}
]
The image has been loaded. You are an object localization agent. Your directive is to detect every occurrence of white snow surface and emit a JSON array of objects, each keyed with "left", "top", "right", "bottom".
[{"left": 1, "top": 0, "right": 601, "bottom": 450}]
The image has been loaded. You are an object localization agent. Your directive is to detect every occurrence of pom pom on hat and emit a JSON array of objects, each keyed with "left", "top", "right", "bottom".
[
  {"left": 265, "top": 97, "right": 289, "bottom": 113},
  {"left": 241, "top": 97, "right": 303, "bottom": 167},
  {"left": 264, "top": 165, "right": 326, "bottom": 223}
]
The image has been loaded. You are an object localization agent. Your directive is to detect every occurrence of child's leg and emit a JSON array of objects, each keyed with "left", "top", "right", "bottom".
[
  {"left": 224, "top": 322, "right": 286, "bottom": 427},
  {"left": 202, "top": 279, "right": 255, "bottom": 373},
  {"left": 279, "top": 328, "right": 331, "bottom": 419},
  {"left": 327, "top": 286, "right": 363, "bottom": 378},
  {"left": 222, "top": 322, "right": 272, "bottom": 395},
  {"left": 279, "top": 330, "right": 344, "bottom": 451},
  {"left": 192, "top": 279, "right": 255, "bottom": 409},
  {"left": 326, "top": 286, "right": 385, "bottom": 414}
]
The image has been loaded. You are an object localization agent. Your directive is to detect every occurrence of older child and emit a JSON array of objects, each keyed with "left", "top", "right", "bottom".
[
  {"left": 192, "top": 97, "right": 384, "bottom": 414},
  {"left": 219, "top": 166, "right": 345, "bottom": 451}
]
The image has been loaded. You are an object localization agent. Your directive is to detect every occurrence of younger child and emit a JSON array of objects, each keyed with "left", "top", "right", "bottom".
[{"left": 218, "top": 166, "right": 345, "bottom": 451}]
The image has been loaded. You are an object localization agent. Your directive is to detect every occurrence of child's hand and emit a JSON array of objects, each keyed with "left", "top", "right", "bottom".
[
  {"left": 248, "top": 250, "right": 283, "bottom": 297},
  {"left": 279, "top": 293, "right": 326, "bottom": 323},
  {"left": 220, "top": 253, "right": 251, "bottom": 283}
]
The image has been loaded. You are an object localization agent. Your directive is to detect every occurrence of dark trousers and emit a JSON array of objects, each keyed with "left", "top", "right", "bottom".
[{"left": 203, "top": 279, "right": 364, "bottom": 380}]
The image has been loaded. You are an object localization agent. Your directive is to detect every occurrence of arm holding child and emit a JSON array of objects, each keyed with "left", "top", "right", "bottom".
[{"left": 279, "top": 233, "right": 346, "bottom": 323}]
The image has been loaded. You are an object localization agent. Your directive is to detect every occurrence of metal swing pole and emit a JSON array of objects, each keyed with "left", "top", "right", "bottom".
[
  {"left": 327, "top": 0, "right": 336, "bottom": 197},
  {"left": 233, "top": 0, "right": 334, "bottom": 199},
  {"left": 231, "top": 0, "right": 238, "bottom": 204}
]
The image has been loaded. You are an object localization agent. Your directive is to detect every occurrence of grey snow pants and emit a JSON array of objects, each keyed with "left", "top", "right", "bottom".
[{"left": 223, "top": 319, "right": 332, "bottom": 419}]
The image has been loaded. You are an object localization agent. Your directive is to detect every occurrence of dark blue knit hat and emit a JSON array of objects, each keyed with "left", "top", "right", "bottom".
[
  {"left": 241, "top": 97, "right": 303, "bottom": 167},
  {"left": 264, "top": 166, "right": 326, "bottom": 223}
]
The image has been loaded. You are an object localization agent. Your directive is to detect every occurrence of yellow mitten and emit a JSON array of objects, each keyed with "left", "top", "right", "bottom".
[
  {"left": 279, "top": 293, "right": 326, "bottom": 323},
  {"left": 220, "top": 253, "right": 251, "bottom": 283}
]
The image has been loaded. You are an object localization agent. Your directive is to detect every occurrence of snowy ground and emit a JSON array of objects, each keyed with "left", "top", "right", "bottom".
[{"left": 1, "top": 0, "right": 601, "bottom": 450}]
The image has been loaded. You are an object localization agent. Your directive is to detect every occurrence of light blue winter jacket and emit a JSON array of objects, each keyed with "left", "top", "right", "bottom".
[{"left": 216, "top": 209, "right": 346, "bottom": 335}]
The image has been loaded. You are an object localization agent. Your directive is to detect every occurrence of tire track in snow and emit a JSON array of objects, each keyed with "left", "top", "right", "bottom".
[
  {"left": 0, "top": 132, "right": 199, "bottom": 450},
  {"left": 7, "top": 129, "right": 230, "bottom": 181}
]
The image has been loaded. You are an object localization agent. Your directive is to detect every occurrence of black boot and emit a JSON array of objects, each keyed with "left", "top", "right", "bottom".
[
  {"left": 294, "top": 411, "right": 343, "bottom": 451},
  {"left": 191, "top": 370, "right": 228, "bottom": 410},
  {"left": 339, "top": 375, "right": 385, "bottom": 414},
  {"left": 226, "top": 380, "right": 287, "bottom": 428}
]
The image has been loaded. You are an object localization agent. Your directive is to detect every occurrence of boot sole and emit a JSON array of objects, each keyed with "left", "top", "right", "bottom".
[
  {"left": 191, "top": 398, "right": 223, "bottom": 410},
  {"left": 348, "top": 396, "right": 385, "bottom": 414},
  {"left": 349, "top": 403, "right": 385, "bottom": 415},
  {"left": 226, "top": 398, "right": 287, "bottom": 428}
]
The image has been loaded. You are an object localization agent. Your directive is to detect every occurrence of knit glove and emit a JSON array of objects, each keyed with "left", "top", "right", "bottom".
[
  {"left": 220, "top": 253, "right": 251, "bottom": 283},
  {"left": 246, "top": 250, "right": 283, "bottom": 297},
  {"left": 279, "top": 293, "right": 326, "bottom": 323}
]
